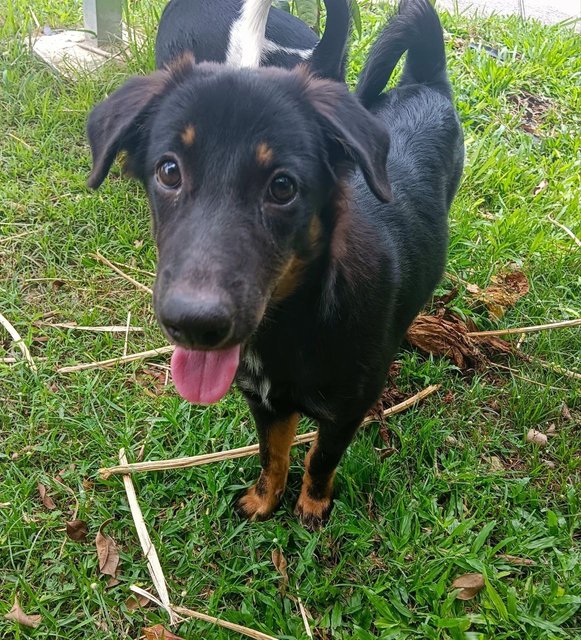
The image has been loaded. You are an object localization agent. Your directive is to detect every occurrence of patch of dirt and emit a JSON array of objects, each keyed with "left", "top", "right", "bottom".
[{"left": 508, "top": 90, "right": 554, "bottom": 136}]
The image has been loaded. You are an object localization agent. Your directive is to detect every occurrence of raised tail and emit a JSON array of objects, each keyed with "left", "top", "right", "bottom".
[
  {"left": 356, "top": 0, "right": 449, "bottom": 109},
  {"left": 309, "top": 0, "right": 351, "bottom": 81}
]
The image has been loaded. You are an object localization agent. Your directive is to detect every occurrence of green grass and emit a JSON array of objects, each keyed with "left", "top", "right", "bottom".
[{"left": 1, "top": 1, "right": 580, "bottom": 638}]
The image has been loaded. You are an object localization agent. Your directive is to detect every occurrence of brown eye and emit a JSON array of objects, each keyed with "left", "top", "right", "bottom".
[
  {"left": 268, "top": 174, "right": 297, "bottom": 205},
  {"left": 156, "top": 159, "right": 181, "bottom": 189}
]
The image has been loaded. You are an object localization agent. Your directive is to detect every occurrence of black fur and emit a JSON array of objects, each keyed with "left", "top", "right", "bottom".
[
  {"left": 87, "top": 0, "right": 463, "bottom": 528},
  {"left": 155, "top": 0, "right": 350, "bottom": 80}
]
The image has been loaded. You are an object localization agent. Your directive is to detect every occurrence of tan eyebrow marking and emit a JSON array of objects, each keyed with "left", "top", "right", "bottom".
[
  {"left": 181, "top": 124, "right": 196, "bottom": 146},
  {"left": 256, "top": 142, "right": 273, "bottom": 167}
]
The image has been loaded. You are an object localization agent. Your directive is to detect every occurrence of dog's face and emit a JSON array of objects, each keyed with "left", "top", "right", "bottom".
[{"left": 87, "top": 59, "right": 391, "bottom": 403}]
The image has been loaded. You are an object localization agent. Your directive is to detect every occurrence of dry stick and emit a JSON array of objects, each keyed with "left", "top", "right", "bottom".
[
  {"left": 110, "top": 259, "right": 156, "bottom": 279},
  {"left": 119, "top": 449, "right": 178, "bottom": 625},
  {"left": 491, "top": 362, "right": 568, "bottom": 391},
  {"left": 0, "top": 312, "right": 37, "bottom": 371},
  {"left": 57, "top": 345, "right": 174, "bottom": 374},
  {"left": 547, "top": 215, "right": 581, "bottom": 248},
  {"left": 298, "top": 599, "right": 313, "bottom": 640},
  {"left": 92, "top": 251, "right": 153, "bottom": 295},
  {"left": 468, "top": 318, "right": 581, "bottom": 337},
  {"left": 131, "top": 586, "right": 277, "bottom": 640},
  {"left": 123, "top": 311, "right": 131, "bottom": 358},
  {"left": 0, "top": 229, "right": 36, "bottom": 243},
  {"left": 38, "top": 322, "right": 144, "bottom": 333},
  {"left": 99, "top": 384, "right": 441, "bottom": 479}
]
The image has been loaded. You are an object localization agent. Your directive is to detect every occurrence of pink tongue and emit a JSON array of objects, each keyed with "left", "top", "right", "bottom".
[{"left": 171, "top": 345, "right": 240, "bottom": 404}]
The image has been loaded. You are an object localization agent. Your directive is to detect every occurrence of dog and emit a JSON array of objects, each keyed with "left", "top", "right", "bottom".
[
  {"left": 87, "top": 0, "right": 463, "bottom": 529},
  {"left": 155, "top": 0, "right": 350, "bottom": 78}
]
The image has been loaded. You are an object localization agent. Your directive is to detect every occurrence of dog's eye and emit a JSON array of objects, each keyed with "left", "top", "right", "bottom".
[
  {"left": 268, "top": 174, "right": 297, "bottom": 205},
  {"left": 156, "top": 160, "right": 182, "bottom": 189}
]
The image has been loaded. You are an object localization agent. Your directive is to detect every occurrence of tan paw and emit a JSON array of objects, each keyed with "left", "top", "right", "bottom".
[
  {"left": 236, "top": 483, "right": 280, "bottom": 521},
  {"left": 294, "top": 491, "right": 333, "bottom": 530}
]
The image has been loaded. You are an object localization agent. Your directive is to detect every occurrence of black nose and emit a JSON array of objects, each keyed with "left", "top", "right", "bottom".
[{"left": 158, "top": 292, "right": 234, "bottom": 349}]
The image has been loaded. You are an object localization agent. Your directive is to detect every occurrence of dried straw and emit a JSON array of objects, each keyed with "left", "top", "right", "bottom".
[
  {"left": 119, "top": 449, "right": 178, "bottom": 624},
  {"left": 93, "top": 251, "right": 153, "bottom": 295},
  {"left": 57, "top": 345, "right": 174, "bottom": 374},
  {"left": 468, "top": 317, "right": 581, "bottom": 337},
  {"left": 100, "top": 384, "right": 440, "bottom": 478},
  {"left": 547, "top": 215, "right": 581, "bottom": 248},
  {"left": 39, "top": 322, "right": 144, "bottom": 333},
  {"left": 0, "top": 311, "right": 37, "bottom": 371}
]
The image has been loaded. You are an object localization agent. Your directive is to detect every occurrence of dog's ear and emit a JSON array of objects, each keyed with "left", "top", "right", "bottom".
[
  {"left": 87, "top": 71, "right": 172, "bottom": 189},
  {"left": 302, "top": 76, "right": 392, "bottom": 203}
]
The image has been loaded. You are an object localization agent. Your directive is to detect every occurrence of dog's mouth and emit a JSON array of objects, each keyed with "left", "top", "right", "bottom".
[{"left": 171, "top": 344, "right": 241, "bottom": 405}]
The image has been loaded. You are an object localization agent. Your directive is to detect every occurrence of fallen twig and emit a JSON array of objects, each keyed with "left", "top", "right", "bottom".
[
  {"left": 547, "top": 215, "right": 581, "bottom": 248},
  {"left": 120, "top": 449, "right": 177, "bottom": 625},
  {"left": 0, "top": 311, "right": 37, "bottom": 371},
  {"left": 468, "top": 318, "right": 581, "bottom": 337},
  {"left": 92, "top": 251, "right": 153, "bottom": 295},
  {"left": 57, "top": 345, "right": 174, "bottom": 374},
  {"left": 0, "top": 229, "right": 36, "bottom": 243},
  {"left": 38, "top": 322, "right": 144, "bottom": 333},
  {"left": 99, "top": 384, "right": 440, "bottom": 478}
]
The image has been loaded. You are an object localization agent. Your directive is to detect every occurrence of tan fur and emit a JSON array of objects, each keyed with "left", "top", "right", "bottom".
[
  {"left": 272, "top": 255, "right": 304, "bottom": 302},
  {"left": 181, "top": 124, "right": 196, "bottom": 147},
  {"left": 238, "top": 414, "right": 299, "bottom": 520},
  {"left": 256, "top": 142, "right": 273, "bottom": 167}
]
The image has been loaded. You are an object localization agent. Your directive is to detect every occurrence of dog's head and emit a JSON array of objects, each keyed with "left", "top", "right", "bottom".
[{"left": 87, "top": 57, "right": 391, "bottom": 403}]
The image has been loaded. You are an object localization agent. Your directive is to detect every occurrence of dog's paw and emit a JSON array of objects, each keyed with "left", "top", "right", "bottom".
[
  {"left": 294, "top": 492, "right": 333, "bottom": 531},
  {"left": 236, "top": 484, "right": 279, "bottom": 521}
]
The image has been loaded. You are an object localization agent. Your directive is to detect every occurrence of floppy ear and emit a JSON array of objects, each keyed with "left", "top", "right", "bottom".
[
  {"left": 302, "top": 76, "right": 392, "bottom": 202},
  {"left": 87, "top": 71, "right": 171, "bottom": 189}
]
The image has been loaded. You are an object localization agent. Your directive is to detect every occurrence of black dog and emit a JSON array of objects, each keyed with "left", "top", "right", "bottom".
[
  {"left": 87, "top": 0, "right": 463, "bottom": 529},
  {"left": 155, "top": 0, "right": 350, "bottom": 79}
]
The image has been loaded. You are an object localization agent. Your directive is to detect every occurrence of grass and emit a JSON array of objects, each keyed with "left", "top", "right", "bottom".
[{"left": 0, "top": 1, "right": 580, "bottom": 638}]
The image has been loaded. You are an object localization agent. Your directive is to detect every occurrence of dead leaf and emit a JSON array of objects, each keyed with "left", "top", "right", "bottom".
[
  {"left": 561, "top": 404, "right": 572, "bottom": 421},
  {"left": 142, "top": 624, "right": 184, "bottom": 639},
  {"left": 4, "top": 597, "right": 42, "bottom": 629},
  {"left": 96, "top": 519, "right": 120, "bottom": 578},
  {"left": 37, "top": 482, "right": 56, "bottom": 510},
  {"left": 451, "top": 573, "right": 485, "bottom": 600},
  {"left": 66, "top": 519, "right": 88, "bottom": 542},
  {"left": 497, "top": 554, "right": 535, "bottom": 566},
  {"left": 106, "top": 577, "right": 121, "bottom": 588},
  {"left": 272, "top": 548, "right": 289, "bottom": 595},
  {"left": 486, "top": 456, "right": 504, "bottom": 472},
  {"left": 546, "top": 423, "right": 557, "bottom": 436},
  {"left": 533, "top": 179, "right": 548, "bottom": 196},
  {"left": 526, "top": 429, "right": 548, "bottom": 447},
  {"left": 406, "top": 314, "right": 488, "bottom": 369},
  {"left": 467, "top": 271, "right": 529, "bottom": 320},
  {"left": 125, "top": 593, "right": 151, "bottom": 611}
]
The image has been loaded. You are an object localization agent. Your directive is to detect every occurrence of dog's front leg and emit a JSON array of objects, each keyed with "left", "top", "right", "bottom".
[
  {"left": 236, "top": 406, "right": 299, "bottom": 521},
  {"left": 295, "top": 418, "right": 361, "bottom": 530}
]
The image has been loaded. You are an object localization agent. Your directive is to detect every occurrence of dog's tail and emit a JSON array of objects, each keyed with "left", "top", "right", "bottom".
[
  {"left": 309, "top": 0, "right": 351, "bottom": 81},
  {"left": 356, "top": 0, "right": 449, "bottom": 109}
]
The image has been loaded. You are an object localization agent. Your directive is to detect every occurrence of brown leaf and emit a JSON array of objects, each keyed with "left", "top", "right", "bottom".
[
  {"left": 561, "top": 404, "right": 572, "bottom": 421},
  {"left": 526, "top": 429, "right": 548, "bottom": 447},
  {"left": 37, "top": 482, "right": 56, "bottom": 510},
  {"left": 66, "top": 519, "right": 88, "bottom": 542},
  {"left": 272, "top": 548, "right": 289, "bottom": 595},
  {"left": 125, "top": 593, "right": 151, "bottom": 611},
  {"left": 96, "top": 519, "right": 120, "bottom": 578},
  {"left": 4, "top": 597, "right": 42, "bottom": 628},
  {"left": 467, "top": 271, "right": 529, "bottom": 320},
  {"left": 106, "top": 577, "right": 121, "bottom": 588},
  {"left": 451, "top": 573, "right": 485, "bottom": 600},
  {"left": 407, "top": 314, "right": 487, "bottom": 369},
  {"left": 142, "top": 624, "right": 184, "bottom": 639}
]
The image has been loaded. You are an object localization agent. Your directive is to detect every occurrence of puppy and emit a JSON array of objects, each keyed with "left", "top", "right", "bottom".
[
  {"left": 155, "top": 0, "right": 350, "bottom": 78},
  {"left": 87, "top": 0, "right": 463, "bottom": 529}
]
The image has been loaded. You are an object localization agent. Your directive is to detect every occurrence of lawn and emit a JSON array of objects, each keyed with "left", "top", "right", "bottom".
[{"left": 1, "top": 1, "right": 580, "bottom": 638}]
